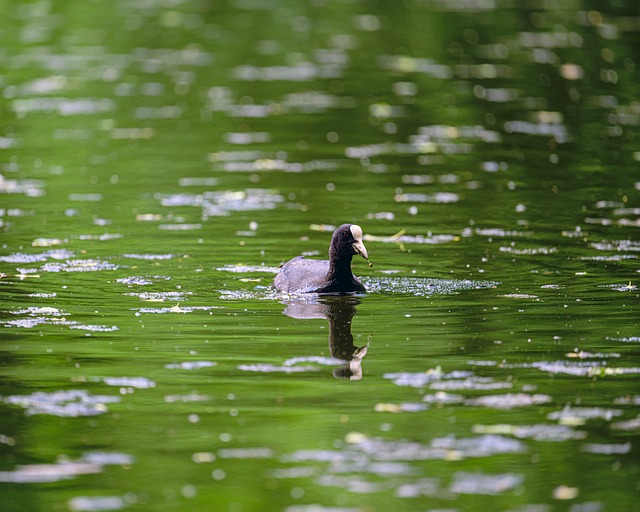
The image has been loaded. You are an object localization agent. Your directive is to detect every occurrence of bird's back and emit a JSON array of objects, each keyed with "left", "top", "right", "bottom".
[{"left": 273, "top": 256, "right": 331, "bottom": 293}]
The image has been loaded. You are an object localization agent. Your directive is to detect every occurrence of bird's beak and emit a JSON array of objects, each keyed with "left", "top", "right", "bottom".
[{"left": 352, "top": 238, "right": 368, "bottom": 260}]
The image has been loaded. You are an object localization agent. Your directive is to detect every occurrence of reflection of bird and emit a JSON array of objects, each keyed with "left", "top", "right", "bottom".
[
  {"left": 281, "top": 295, "right": 369, "bottom": 380},
  {"left": 273, "top": 224, "right": 369, "bottom": 294}
]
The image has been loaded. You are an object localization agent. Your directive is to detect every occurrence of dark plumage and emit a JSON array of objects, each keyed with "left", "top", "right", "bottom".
[{"left": 273, "top": 224, "right": 369, "bottom": 294}]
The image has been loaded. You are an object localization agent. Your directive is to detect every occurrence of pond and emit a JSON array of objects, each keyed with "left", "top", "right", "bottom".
[{"left": 1, "top": 1, "right": 639, "bottom": 511}]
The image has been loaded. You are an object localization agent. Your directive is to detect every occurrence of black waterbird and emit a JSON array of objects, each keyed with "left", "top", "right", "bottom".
[{"left": 273, "top": 224, "right": 371, "bottom": 294}]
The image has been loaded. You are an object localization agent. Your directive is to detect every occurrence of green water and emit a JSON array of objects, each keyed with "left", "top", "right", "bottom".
[{"left": 1, "top": 1, "right": 639, "bottom": 511}]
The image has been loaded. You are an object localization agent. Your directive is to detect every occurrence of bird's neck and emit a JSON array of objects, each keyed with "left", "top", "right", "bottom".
[{"left": 328, "top": 250, "right": 353, "bottom": 280}]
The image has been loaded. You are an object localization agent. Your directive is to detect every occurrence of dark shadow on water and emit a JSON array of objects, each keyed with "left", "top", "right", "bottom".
[{"left": 281, "top": 295, "right": 369, "bottom": 380}]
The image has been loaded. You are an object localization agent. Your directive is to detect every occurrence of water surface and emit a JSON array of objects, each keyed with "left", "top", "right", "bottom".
[{"left": 1, "top": 2, "right": 639, "bottom": 512}]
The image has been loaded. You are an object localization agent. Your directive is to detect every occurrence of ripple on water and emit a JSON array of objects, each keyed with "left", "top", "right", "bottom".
[
  {"left": 465, "top": 393, "right": 552, "bottom": 409},
  {"left": 0, "top": 249, "right": 75, "bottom": 263},
  {"left": 0, "top": 389, "right": 120, "bottom": 417},
  {"left": 5, "top": 307, "right": 117, "bottom": 333},
  {"left": 0, "top": 176, "right": 46, "bottom": 197},
  {"left": 599, "top": 282, "right": 637, "bottom": 292},
  {"left": 237, "top": 364, "right": 320, "bottom": 374},
  {"left": 472, "top": 423, "right": 587, "bottom": 442},
  {"left": 217, "top": 447, "right": 274, "bottom": 459},
  {"left": 69, "top": 324, "right": 119, "bottom": 333},
  {"left": 363, "top": 277, "right": 498, "bottom": 296},
  {"left": 122, "top": 253, "right": 176, "bottom": 260},
  {"left": 156, "top": 189, "right": 285, "bottom": 219},
  {"left": 117, "top": 275, "right": 171, "bottom": 286},
  {"left": 26, "top": 292, "right": 57, "bottom": 298},
  {"left": 212, "top": 274, "right": 496, "bottom": 300},
  {"left": 216, "top": 264, "right": 280, "bottom": 273},
  {"left": 383, "top": 369, "right": 474, "bottom": 388},
  {"left": 449, "top": 471, "right": 524, "bottom": 496},
  {"left": 394, "top": 192, "right": 460, "bottom": 204},
  {"left": 581, "top": 442, "right": 631, "bottom": 455},
  {"left": 125, "top": 291, "right": 192, "bottom": 301},
  {"left": 431, "top": 377, "right": 512, "bottom": 392},
  {"left": 607, "top": 336, "right": 640, "bottom": 343},
  {"left": 283, "top": 356, "right": 346, "bottom": 366},
  {"left": 499, "top": 245, "right": 558, "bottom": 255},
  {"left": 374, "top": 402, "right": 429, "bottom": 413},
  {"left": 165, "top": 361, "right": 217, "bottom": 370},
  {"left": 99, "top": 377, "right": 156, "bottom": 389},
  {"left": 547, "top": 405, "right": 623, "bottom": 425},
  {"left": 0, "top": 462, "right": 102, "bottom": 483},
  {"left": 504, "top": 360, "right": 640, "bottom": 378},
  {"left": 68, "top": 495, "right": 131, "bottom": 512},
  {"left": 499, "top": 293, "right": 540, "bottom": 300},
  {"left": 133, "top": 305, "right": 221, "bottom": 314},
  {"left": 0, "top": 451, "right": 133, "bottom": 485},
  {"left": 41, "top": 259, "right": 122, "bottom": 273},
  {"left": 611, "top": 416, "right": 640, "bottom": 431}
]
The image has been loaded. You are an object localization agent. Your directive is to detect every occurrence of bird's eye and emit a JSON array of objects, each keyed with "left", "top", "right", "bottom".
[{"left": 343, "top": 231, "right": 349, "bottom": 237}]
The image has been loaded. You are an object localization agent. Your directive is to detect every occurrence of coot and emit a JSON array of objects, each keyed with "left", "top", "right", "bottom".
[{"left": 273, "top": 224, "right": 369, "bottom": 294}]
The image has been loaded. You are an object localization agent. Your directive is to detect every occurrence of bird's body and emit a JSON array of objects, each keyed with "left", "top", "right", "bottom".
[{"left": 273, "top": 224, "right": 369, "bottom": 294}]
